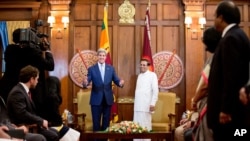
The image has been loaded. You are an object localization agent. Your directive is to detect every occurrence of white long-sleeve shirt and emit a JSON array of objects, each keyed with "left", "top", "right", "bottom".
[{"left": 134, "top": 70, "right": 159, "bottom": 112}]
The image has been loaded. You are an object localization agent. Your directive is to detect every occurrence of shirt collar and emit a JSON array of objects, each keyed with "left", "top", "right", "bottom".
[
  {"left": 222, "top": 23, "right": 236, "bottom": 37},
  {"left": 141, "top": 70, "right": 150, "bottom": 74},
  {"left": 98, "top": 62, "right": 105, "bottom": 67},
  {"left": 20, "top": 82, "right": 29, "bottom": 94}
]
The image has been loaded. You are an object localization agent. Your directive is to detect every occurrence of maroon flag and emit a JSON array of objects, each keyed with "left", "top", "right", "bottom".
[{"left": 142, "top": 7, "right": 154, "bottom": 72}]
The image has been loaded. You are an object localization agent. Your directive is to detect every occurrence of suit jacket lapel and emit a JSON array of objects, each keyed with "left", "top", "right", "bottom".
[{"left": 18, "top": 84, "right": 36, "bottom": 110}]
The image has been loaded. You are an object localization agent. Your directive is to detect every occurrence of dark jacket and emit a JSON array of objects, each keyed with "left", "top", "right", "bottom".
[
  {"left": 7, "top": 83, "right": 43, "bottom": 126},
  {"left": 86, "top": 63, "right": 121, "bottom": 106},
  {"left": 207, "top": 25, "right": 250, "bottom": 129},
  {"left": 44, "top": 76, "right": 63, "bottom": 126}
]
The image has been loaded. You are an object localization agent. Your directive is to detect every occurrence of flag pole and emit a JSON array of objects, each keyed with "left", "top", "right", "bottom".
[
  {"left": 106, "top": 0, "right": 108, "bottom": 7},
  {"left": 76, "top": 48, "right": 88, "bottom": 70},
  {"left": 148, "top": 0, "right": 151, "bottom": 8}
]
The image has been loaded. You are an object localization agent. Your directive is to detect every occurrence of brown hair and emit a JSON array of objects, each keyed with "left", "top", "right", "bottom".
[{"left": 19, "top": 65, "right": 39, "bottom": 83}]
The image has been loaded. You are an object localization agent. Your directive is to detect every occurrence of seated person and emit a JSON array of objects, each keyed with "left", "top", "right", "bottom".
[
  {"left": 44, "top": 76, "right": 80, "bottom": 141},
  {"left": 7, "top": 65, "right": 59, "bottom": 141},
  {"left": 0, "top": 96, "right": 46, "bottom": 141},
  {"left": 44, "top": 76, "right": 63, "bottom": 127},
  {"left": 175, "top": 27, "right": 221, "bottom": 141},
  {"left": 175, "top": 110, "right": 197, "bottom": 141}
]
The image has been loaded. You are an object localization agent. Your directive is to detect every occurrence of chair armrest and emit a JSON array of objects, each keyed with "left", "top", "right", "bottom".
[
  {"left": 72, "top": 113, "right": 86, "bottom": 131},
  {"left": 168, "top": 113, "right": 176, "bottom": 131}
]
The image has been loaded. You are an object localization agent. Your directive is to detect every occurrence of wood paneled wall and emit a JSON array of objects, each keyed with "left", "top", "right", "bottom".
[{"left": 0, "top": 0, "right": 250, "bottom": 124}]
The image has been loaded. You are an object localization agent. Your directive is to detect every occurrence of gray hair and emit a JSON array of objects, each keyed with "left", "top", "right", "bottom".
[{"left": 97, "top": 48, "right": 107, "bottom": 55}]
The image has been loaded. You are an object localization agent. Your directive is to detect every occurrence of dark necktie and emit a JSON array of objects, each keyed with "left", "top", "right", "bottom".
[{"left": 28, "top": 91, "right": 32, "bottom": 101}]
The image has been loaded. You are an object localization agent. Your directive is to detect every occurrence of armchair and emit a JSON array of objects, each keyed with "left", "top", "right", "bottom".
[
  {"left": 152, "top": 92, "right": 176, "bottom": 132},
  {"left": 74, "top": 89, "right": 92, "bottom": 131}
]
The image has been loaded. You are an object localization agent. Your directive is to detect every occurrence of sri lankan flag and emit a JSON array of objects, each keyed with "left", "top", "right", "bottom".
[
  {"left": 99, "top": 5, "right": 112, "bottom": 65},
  {"left": 99, "top": 5, "right": 118, "bottom": 123}
]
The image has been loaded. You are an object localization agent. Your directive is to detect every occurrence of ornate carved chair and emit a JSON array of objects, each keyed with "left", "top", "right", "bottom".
[
  {"left": 73, "top": 88, "right": 120, "bottom": 132},
  {"left": 152, "top": 92, "right": 176, "bottom": 132},
  {"left": 73, "top": 89, "right": 92, "bottom": 132}
]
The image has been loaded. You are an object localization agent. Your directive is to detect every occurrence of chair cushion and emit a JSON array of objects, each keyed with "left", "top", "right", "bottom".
[
  {"left": 151, "top": 92, "right": 176, "bottom": 131},
  {"left": 77, "top": 90, "right": 92, "bottom": 122},
  {"left": 152, "top": 92, "right": 176, "bottom": 123},
  {"left": 152, "top": 123, "right": 169, "bottom": 131},
  {"left": 85, "top": 121, "right": 93, "bottom": 131}
]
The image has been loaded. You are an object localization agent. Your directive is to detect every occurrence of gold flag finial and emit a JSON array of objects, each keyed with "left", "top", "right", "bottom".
[{"left": 106, "top": 0, "right": 108, "bottom": 7}]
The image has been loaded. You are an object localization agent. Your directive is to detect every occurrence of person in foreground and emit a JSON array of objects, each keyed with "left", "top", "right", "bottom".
[
  {"left": 133, "top": 58, "right": 158, "bottom": 141},
  {"left": 7, "top": 65, "right": 59, "bottom": 141},
  {"left": 191, "top": 26, "right": 221, "bottom": 141},
  {"left": 175, "top": 26, "right": 221, "bottom": 141},
  {"left": 45, "top": 76, "right": 80, "bottom": 141},
  {"left": 83, "top": 48, "right": 125, "bottom": 132},
  {"left": 207, "top": 1, "right": 250, "bottom": 141},
  {"left": 0, "top": 94, "right": 46, "bottom": 141}
]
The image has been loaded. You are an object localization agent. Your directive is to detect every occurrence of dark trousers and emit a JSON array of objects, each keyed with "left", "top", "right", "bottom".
[
  {"left": 91, "top": 103, "right": 112, "bottom": 131},
  {"left": 25, "top": 133, "right": 46, "bottom": 141},
  {"left": 39, "top": 127, "right": 60, "bottom": 141},
  {"left": 184, "top": 128, "right": 193, "bottom": 141}
]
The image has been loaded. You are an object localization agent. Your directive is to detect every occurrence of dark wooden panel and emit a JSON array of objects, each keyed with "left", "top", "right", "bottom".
[
  {"left": 74, "top": 26, "right": 91, "bottom": 50},
  {"left": 0, "top": 10, "right": 32, "bottom": 21},
  {"left": 74, "top": 4, "right": 91, "bottom": 20},
  {"left": 116, "top": 26, "right": 136, "bottom": 98},
  {"left": 162, "top": 26, "right": 180, "bottom": 52},
  {"left": 117, "top": 102, "right": 134, "bottom": 122},
  {"left": 163, "top": 4, "right": 180, "bottom": 20},
  {"left": 205, "top": 5, "right": 217, "bottom": 21},
  {"left": 185, "top": 30, "right": 205, "bottom": 110},
  {"left": 49, "top": 28, "right": 70, "bottom": 112}
]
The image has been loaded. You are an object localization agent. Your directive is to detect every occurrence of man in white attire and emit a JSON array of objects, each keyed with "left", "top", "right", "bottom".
[{"left": 133, "top": 58, "right": 159, "bottom": 141}]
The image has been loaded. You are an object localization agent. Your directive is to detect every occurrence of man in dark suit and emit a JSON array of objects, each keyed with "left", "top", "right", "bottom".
[
  {"left": 83, "top": 48, "right": 125, "bottom": 132},
  {"left": 7, "top": 65, "right": 59, "bottom": 141},
  {"left": 207, "top": 1, "right": 250, "bottom": 141},
  {"left": 0, "top": 96, "right": 46, "bottom": 141},
  {"left": 0, "top": 28, "right": 54, "bottom": 119}
]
